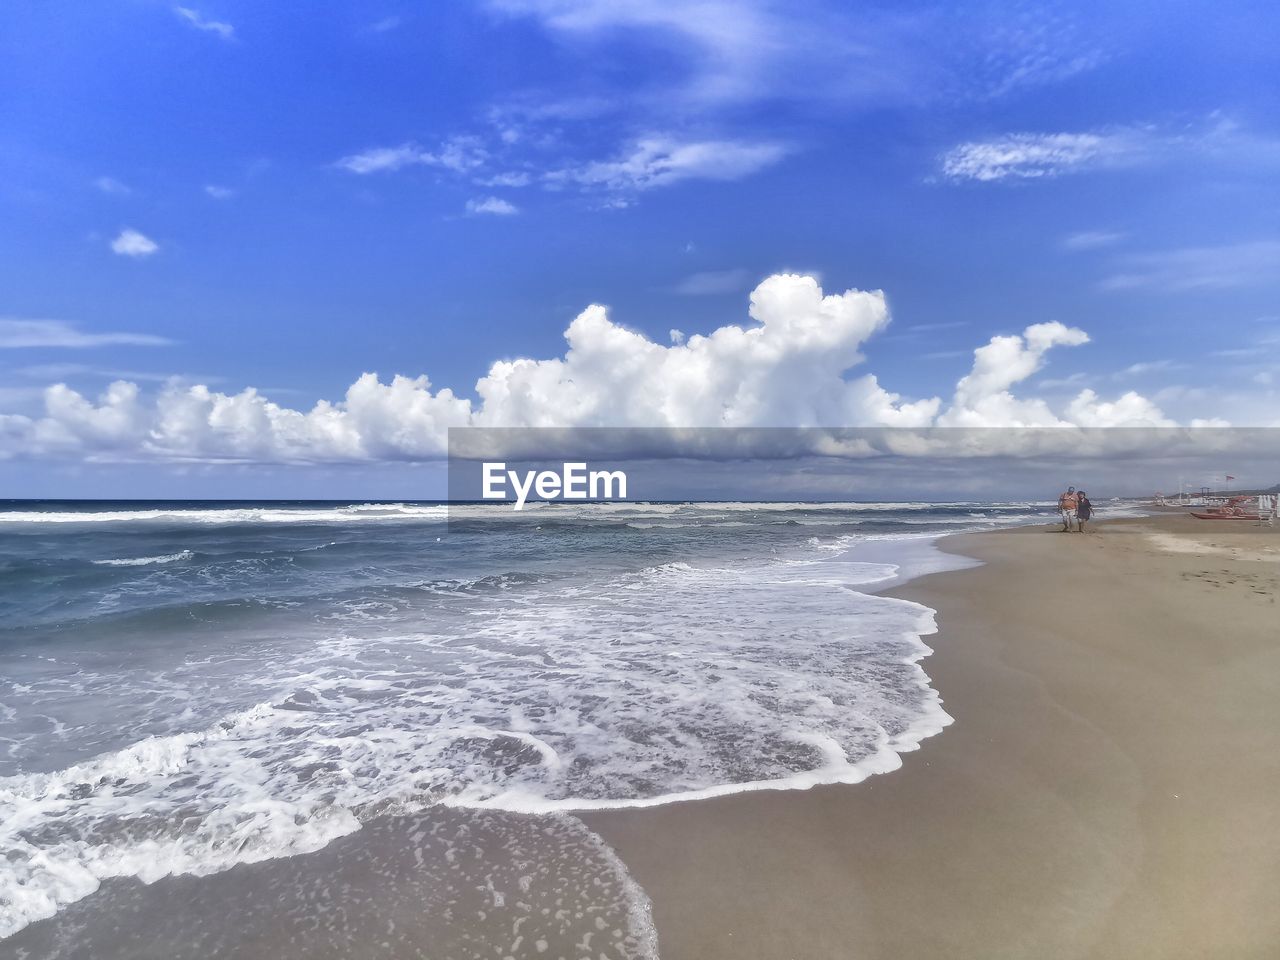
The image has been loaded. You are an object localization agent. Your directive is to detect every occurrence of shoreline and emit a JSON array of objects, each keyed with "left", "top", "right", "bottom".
[{"left": 583, "top": 514, "right": 1280, "bottom": 959}]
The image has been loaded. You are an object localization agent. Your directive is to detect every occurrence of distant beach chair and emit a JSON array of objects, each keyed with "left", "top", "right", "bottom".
[{"left": 1258, "top": 494, "right": 1278, "bottom": 527}]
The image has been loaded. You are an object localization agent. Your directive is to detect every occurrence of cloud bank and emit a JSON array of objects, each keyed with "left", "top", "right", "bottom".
[{"left": 0, "top": 274, "right": 1224, "bottom": 464}]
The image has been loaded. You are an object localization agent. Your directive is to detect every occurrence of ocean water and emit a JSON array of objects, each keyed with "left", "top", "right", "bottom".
[{"left": 0, "top": 499, "right": 1062, "bottom": 955}]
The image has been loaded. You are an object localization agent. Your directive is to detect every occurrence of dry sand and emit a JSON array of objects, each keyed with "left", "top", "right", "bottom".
[{"left": 584, "top": 514, "right": 1280, "bottom": 959}]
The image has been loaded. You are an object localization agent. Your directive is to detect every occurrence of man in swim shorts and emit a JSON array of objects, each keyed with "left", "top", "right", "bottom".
[{"left": 1057, "top": 486, "right": 1078, "bottom": 531}]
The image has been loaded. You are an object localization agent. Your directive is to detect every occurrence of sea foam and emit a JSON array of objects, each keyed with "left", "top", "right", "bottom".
[
  {"left": 93, "top": 550, "right": 194, "bottom": 566},
  {"left": 0, "top": 541, "right": 959, "bottom": 938}
]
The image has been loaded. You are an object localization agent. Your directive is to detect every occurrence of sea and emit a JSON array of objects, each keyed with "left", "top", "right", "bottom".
[{"left": 0, "top": 499, "right": 1089, "bottom": 958}]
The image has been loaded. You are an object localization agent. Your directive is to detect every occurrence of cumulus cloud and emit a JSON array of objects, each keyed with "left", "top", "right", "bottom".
[
  {"left": 937, "top": 322, "right": 1090, "bottom": 426},
  {"left": 204, "top": 184, "right": 236, "bottom": 200},
  {"left": 470, "top": 274, "right": 929, "bottom": 432},
  {"left": 1065, "top": 389, "right": 1174, "bottom": 427},
  {"left": 0, "top": 274, "right": 1224, "bottom": 465},
  {"left": 110, "top": 229, "right": 159, "bottom": 258},
  {"left": 466, "top": 196, "right": 519, "bottom": 216},
  {"left": 174, "top": 6, "right": 234, "bottom": 40}
]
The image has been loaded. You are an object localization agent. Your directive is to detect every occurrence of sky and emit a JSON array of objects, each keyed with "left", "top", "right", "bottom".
[{"left": 1, "top": 0, "right": 1279, "bottom": 497}]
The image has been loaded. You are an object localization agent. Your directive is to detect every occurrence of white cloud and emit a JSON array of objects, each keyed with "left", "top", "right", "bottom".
[
  {"left": 13, "top": 363, "right": 213, "bottom": 383},
  {"left": 431, "top": 137, "right": 490, "bottom": 173},
  {"left": 1100, "top": 241, "right": 1280, "bottom": 291},
  {"left": 937, "top": 322, "right": 1091, "bottom": 426},
  {"left": 336, "top": 145, "right": 429, "bottom": 175},
  {"left": 905, "top": 320, "right": 969, "bottom": 333},
  {"left": 110, "top": 229, "right": 159, "bottom": 259},
  {"left": 337, "top": 138, "right": 487, "bottom": 175},
  {"left": 0, "top": 274, "right": 1221, "bottom": 465},
  {"left": 472, "top": 274, "right": 934, "bottom": 432},
  {"left": 553, "top": 136, "right": 789, "bottom": 191},
  {"left": 94, "top": 177, "right": 130, "bottom": 196},
  {"left": 0, "top": 319, "right": 171, "bottom": 349},
  {"left": 335, "top": 129, "right": 790, "bottom": 202},
  {"left": 486, "top": 0, "right": 811, "bottom": 105},
  {"left": 1037, "top": 371, "right": 1093, "bottom": 391},
  {"left": 204, "top": 184, "right": 236, "bottom": 199},
  {"left": 672, "top": 268, "right": 752, "bottom": 295},
  {"left": 466, "top": 196, "right": 520, "bottom": 216},
  {"left": 174, "top": 6, "right": 234, "bottom": 40},
  {"left": 1065, "top": 389, "right": 1174, "bottom": 427},
  {"left": 367, "top": 16, "right": 402, "bottom": 33},
  {"left": 943, "top": 116, "right": 1280, "bottom": 185},
  {"left": 941, "top": 131, "right": 1143, "bottom": 182},
  {"left": 486, "top": 1, "right": 1104, "bottom": 108},
  {"left": 972, "top": 9, "right": 1104, "bottom": 99},
  {"left": 1118, "top": 360, "right": 1183, "bottom": 377},
  {"left": 1063, "top": 230, "right": 1125, "bottom": 250},
  {"left": 478, "top": 171, "right": 534, "bottom": 187}
]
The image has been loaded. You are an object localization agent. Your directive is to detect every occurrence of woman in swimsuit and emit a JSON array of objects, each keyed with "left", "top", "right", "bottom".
[{"left": 1076, "top": 492, "right": 1093, "bottom": 532}]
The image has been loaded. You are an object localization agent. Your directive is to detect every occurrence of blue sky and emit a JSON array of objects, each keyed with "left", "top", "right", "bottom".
[{"left": 1, "top": 0, "right": 1278, "bottom": 497}]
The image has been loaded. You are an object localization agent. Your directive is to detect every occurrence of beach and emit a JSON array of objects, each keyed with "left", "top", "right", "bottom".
[
  {"left": 585, "top": 514, "right": 1280, "bottom": 959},
  {"left": 5, "top": 506, "right": 1280, "bottom": 958}
]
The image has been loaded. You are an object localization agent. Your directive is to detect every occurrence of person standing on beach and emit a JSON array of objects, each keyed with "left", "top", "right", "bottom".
[
  {"left": 1058, "top": 486, "right": 1078, "bottom": 531},
  {"left": 1076, "top": 492, "right": 1093, "bottom": 533}
]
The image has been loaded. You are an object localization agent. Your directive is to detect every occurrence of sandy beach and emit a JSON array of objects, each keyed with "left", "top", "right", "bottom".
[{"left": 585, "top": 514, "right": 1280, "bottom": 959}]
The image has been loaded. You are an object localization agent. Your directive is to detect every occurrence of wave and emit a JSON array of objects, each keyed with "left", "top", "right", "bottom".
[
  {"left": 0, "top": 500, "right": 1061, "bottom": 527},
  {"left": 0, "top": 504, "right": 448, "bottom": 526},
  {"left": 92, "top": 550, "right": 195, "bottom": 567}
]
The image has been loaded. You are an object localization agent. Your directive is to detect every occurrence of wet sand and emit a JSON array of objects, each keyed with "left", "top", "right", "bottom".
[
  {"left": 584, "top": 514, "right": 1280, "bottom": 959},
  {"left": 7, "top": 809, "right": 658, "bottom": 960}
]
